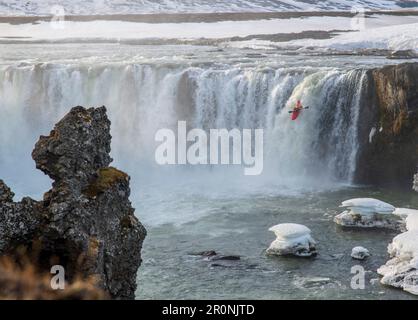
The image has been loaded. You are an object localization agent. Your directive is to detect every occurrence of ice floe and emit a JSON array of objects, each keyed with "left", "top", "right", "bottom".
[{"left": 266, "top": 223, "right": 316, "bottom": 257}]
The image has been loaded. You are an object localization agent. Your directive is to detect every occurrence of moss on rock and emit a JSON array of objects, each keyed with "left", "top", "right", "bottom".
[{"left": 83, "top": 167, "right": 129, "bottom": 198}]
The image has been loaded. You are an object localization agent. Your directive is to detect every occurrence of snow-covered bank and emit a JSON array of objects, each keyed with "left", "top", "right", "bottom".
[
  {"left": 1, "top": 13, "right": 417, "bottom": 49},
  {"left": 0, "top": 16, "right": 355, "bottom": 41},
  {"left": 0, "top": 0, "right": 416, "bottom": 16},
  {"left": 287, "top": 22, "right": 418, "bottom": 53},
  {"left": 378, "top": 229, "right": 418, "bottom": 295}
]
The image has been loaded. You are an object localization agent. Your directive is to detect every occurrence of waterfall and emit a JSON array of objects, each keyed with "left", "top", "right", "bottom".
[{"left": 0, "top": 63, "right": 367, "bottom": 199}]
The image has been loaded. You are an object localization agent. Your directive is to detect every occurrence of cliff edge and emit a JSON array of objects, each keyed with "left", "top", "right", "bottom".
[{"left": 355, "top": 63, "right": 418, "bottom": 189}]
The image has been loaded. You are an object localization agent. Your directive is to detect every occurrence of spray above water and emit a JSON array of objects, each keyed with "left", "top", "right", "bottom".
[{"left": 155, "top": 121, "right": 264, "bottom": 176}]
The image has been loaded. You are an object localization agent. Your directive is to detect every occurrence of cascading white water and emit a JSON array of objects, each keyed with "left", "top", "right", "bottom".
[{"left": 0, "top": 62, "right": 367, "bottom": 199}]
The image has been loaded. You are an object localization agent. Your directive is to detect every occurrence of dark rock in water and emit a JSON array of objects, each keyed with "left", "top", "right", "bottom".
[
  {"left": 190, "top": 251, "right": 242, "bottom": 268},
  {"left": 355, "top": 63, "right": 418, "bottom": 189},
  {"left": 208, "top": 255, "right": 241, "bottom": 261},
  {"left": 189, "top": 250, "right": 217, "bottom": 257},
  {"left": 0, "top": 106, "right": 146, "bottom": 300},
  {"left": 386, "top": 50, "right": 418, "bottom": 60}
]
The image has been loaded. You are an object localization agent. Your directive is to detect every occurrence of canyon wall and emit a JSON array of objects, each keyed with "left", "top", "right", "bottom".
[{"left": 355, "top": 62, "right": 418, "bottom": 189}]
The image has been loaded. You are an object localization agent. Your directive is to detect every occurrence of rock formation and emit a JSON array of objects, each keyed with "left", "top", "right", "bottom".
[
  {"left": 355, "top": 62, "right": 418, "bottom": 189},
  {"left": 0, "top": 106, "right": 146, "bottom": 299},
  {"left": 266, "top": 223, "right": 317, "bottom": 257},
  {"left": 351, "top": 246, "right": 370, "bottom": 260},
  {"left": 334, "top": 198, "right": 401, "bottom": 230}
]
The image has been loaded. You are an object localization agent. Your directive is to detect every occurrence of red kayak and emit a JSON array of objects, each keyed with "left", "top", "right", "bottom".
[{"left": 291, "top": 108, "right": 301, "bottom": 121}]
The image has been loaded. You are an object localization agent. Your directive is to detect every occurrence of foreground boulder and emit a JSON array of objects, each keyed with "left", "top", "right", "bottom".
[
  {"left": 0, "top": 106, "right": 146, "bottom": 299},
  {"left": 266, "top": 223, "right": 317, "bottom": 257}
]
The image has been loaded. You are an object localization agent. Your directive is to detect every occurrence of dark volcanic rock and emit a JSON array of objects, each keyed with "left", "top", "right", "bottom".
[
  {"left": 0, "top": 106, "right": 146, "bottom": 299},
  {"left": 0, "top": 180, "right": 14, "bottom": 203},
  {"left": 32, "top": 106, "right": 112, "bottom": 191},
  {"left": 355, "top": 63, "right": 418, "bottom": 188}
]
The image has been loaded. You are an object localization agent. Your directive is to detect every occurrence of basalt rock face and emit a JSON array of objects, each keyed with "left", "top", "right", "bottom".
[
  {"left": 355, "top": 63, "right": 418, "bottom": 189},
  {"left": 0, "top": 106, "right": 146, "bottom": 299},
  {"left": 0, "top": 180, "right": 42, "bottom": 253}
]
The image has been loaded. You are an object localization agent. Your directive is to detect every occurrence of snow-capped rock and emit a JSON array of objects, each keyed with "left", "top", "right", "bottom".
[
  {"left": 266, "top": 223, "right": 316, "bottom": 258},
  {"left": 378, "top": 230, "right": 418, "bottom": 295},
  {"left": 334, "top": 198, "right": 400, "bottom": 229},
  {"left": 340, "top": 198, "right": 395, "bottom": 215},
  {"left": 351, "top": 246, "right": 370, "bottom": 260}
]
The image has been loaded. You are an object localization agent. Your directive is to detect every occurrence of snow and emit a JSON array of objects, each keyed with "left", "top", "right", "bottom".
[
  {"left": 0, "top": 0, "right": 415, "bottom": 16},
  {"left": 378, "top": 230, "right": 418, "bottom": 295},
  {"left": 266, "top": 223, "right": 316, "bottom": 257},
  {"left": 351, "top": 246, "right": 370, "bottom": 260},
  {"left": 334, "top": 198, "right": 400, "bottom": 229},
  {"left": 0, "top": 16, "right": 355, "bottom": 41},
  {"left": 268, "top": 223, "right": 311, "bottom": 240},
  {"left": 288, "top": 22, "right": 418, "bottom": 53},
  {"left": 340, "top": 198, "right": 395, "bottom": 215},
  {"left": 406, "top": 214, "right": 418, "bottom": 231},
  {"left": 393, "top": 207, "right": 418, "bottom": 219},
  {"left": 389, "top": 231, "right": 418, "bottom": 257},
  {"left": 369, "top": 127, "right": 376, "bottom": 143}
]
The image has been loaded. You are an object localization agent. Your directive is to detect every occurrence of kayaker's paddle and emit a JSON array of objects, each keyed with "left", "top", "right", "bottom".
[{"left": 288, "top": 106, "right": 310, "bottom": 113}]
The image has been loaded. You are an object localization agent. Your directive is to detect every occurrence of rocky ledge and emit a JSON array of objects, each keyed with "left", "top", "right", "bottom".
[
  {"left": 0, "top": 106, "right": 146, "bottom": 299},
  {"left": 355, "top": 62, "right": 418, "bottom": 189}
]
